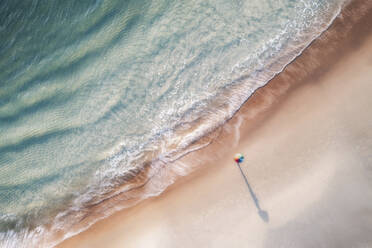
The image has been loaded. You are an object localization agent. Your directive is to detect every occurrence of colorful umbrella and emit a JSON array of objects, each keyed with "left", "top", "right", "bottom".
[{"left": 234, "top": 153, "right": 244, "bottom": 163}]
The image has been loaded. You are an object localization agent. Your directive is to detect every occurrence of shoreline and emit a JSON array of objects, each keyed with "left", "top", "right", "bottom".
[{"left": 58, "top": 0, "right": 372, "bottom": 247}]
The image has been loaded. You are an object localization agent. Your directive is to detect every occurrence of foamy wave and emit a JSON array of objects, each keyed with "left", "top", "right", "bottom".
[{"left": 0, "top": 0, "right": 348, "bottom": 247}]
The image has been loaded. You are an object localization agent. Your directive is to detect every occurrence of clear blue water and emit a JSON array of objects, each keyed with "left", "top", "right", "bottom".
[{"left": 0, "top": 0, "right": 344, "bottom": 246}]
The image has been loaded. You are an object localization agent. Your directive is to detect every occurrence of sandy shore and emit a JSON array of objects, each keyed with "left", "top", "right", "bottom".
[{"left": 58, "top": 1, "right": 372, "bottom": 247}]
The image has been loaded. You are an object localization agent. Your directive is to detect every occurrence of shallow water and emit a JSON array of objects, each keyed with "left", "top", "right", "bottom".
[{"left": 0, "top": 0, "right": 345, "bottom": 247}]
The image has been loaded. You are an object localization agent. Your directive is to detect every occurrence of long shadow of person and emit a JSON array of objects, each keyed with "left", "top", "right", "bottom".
[{"left": 236, "top": 162, "right": 269, "bottom": 222}]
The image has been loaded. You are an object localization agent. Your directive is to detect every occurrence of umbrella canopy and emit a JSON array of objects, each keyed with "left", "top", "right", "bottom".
[{"left": 234, "top": 153, "right": 244, "bottom": 163}]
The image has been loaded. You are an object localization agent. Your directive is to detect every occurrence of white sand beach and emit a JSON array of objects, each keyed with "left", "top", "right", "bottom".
[{"left": 58, "top": 1, "right": 372, "bottom": 247}]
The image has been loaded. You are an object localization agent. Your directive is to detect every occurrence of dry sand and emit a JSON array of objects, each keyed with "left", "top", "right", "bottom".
[{"left": 58, "top": 1, "right": 372, "bottom": 247}]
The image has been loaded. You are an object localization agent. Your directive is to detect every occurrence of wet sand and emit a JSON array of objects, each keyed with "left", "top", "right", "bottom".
[{"left": 58, "top": 1, "right": 372, "bottom": 247}]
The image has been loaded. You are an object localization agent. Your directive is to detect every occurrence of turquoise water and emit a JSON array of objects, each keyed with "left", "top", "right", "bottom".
[{"left": 0, "top": 0, "right": 344, "bottom": 247}]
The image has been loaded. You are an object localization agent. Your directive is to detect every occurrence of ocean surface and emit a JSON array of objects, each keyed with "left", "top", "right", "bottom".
[{"left": 0, "top": 0, "right": 345, "bottom": 247}]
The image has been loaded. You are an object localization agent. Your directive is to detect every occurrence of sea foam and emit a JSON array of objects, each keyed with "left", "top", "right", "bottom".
[{"left": 0, "top": 0, "right": 346, "bottom": 246}]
